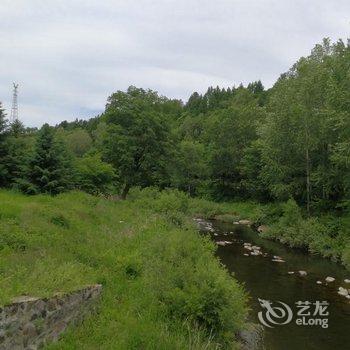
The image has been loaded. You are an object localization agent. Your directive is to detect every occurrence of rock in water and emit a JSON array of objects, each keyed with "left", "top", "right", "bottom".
[
  {"left": 338, "top": 287, "right": 349, "bottom": 296},
  {"left": 325, "top": 276, "right": 335, "bottom": 283},
  {"left": 239, "top": 219, "right": 252, "bottom": 226},
  {"left": 251, "top": 251, "right": 261, "bottom": 256}
]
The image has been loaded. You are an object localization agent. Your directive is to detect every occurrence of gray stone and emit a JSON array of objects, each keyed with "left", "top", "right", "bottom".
[
  {"left": 0, "top": 284, "right": 102, "bottom": 350},
  {"left": 338, "top": 287, "right": 349, "bottom": 296},
  {"left": 257, "top": 225, "right": 269, "bottom": 233}
]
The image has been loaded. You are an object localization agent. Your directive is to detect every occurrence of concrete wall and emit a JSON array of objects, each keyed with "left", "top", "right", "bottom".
[{"left": 0, "top": 284, "right": 102, "bottom": 350}]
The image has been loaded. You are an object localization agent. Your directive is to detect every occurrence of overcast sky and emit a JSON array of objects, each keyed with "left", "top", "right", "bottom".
[{"left": 0, "top": 0, "right": 349, "bottom": 127}]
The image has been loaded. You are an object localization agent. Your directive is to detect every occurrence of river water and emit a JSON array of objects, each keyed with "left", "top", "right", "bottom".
[{"left": 200, "top": 220, "right": 350, "bottom": 350}]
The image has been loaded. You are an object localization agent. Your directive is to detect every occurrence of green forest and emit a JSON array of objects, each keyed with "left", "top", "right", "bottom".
[
  {"left": 0, "top": 38, "right": 350, "bottom": 348},
  {"left": 1, "top": 39, "right": 349, "bottom": 266}
]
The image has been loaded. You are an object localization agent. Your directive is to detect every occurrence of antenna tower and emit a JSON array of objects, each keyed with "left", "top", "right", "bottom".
[{"left": 10, "top": 83, "right": 19, "bottom": 122}]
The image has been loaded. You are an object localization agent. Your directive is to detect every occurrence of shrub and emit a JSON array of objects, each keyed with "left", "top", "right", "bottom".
[
  {"left": 153, "top": 189, "right": 190, "bottom": 215},
  {"left": 143, "top": 229, "right": 248, "bottom": 344},
  {"left": 75, "top": 154, "right": 116, "bottom": 195},
  {"left": 188, "top": 198, "right": 223, "bottom": 219},
  {"left": 262, "top": 199, "right": 343, "bottom": 261}
]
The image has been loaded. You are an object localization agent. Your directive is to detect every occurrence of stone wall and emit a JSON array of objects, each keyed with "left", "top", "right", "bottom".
[{"left": 0, "top": 284, "right": 102, "bottom": 350}]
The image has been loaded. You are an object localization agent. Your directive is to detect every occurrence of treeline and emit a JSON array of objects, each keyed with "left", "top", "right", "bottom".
[{"left": 0, "top": 38, "right": 349, "bottom": 216}]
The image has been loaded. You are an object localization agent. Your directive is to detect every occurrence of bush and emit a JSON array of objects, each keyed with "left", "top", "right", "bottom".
[
  {"left": 262, "top": 199, "right": 344, "bottom": 261},
  {"left": 188, "top": 198, "right": 223, "bottom": 219},
  {"left": 75, "top": 154, "right": 116, "bottom": 195},
  {"left": 143, "top": 229, "right": 247, "bottom": 344},
  {"left": 153, "top": 189, "right": 190, "bottom": 215}
]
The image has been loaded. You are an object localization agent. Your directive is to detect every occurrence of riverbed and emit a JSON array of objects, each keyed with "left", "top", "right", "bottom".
[{"left": 200, "top": 220, "right": 350, "bottom": 350}]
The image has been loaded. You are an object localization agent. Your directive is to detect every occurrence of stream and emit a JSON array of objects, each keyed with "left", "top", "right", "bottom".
[{"left": 199, "top": 219, "right": 350, "bottom": 350}]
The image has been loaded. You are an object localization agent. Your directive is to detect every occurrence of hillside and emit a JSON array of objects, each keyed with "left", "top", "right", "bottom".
[{"left": 0, "top": 189, "right": 247, "bottom": 349}]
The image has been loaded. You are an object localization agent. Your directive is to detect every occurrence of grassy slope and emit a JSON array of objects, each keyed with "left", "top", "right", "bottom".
[{"left": 0, "top": 190, "right": 247, "bottom": 349}]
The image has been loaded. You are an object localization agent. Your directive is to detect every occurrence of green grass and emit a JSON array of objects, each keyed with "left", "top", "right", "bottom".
[{"left": 0, "top": 189, "right": 248, "bottom": 349}]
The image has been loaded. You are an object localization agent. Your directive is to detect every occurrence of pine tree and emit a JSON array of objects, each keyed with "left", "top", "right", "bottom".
[
  {"left": 25, "top": 123, "right": 73, "bottom": 195},
  {"left": 3, "top": 120, "right": 29, "bottom": 187},
  {"left": 0, "top": 103, "right": 9, "bottom": 187}
]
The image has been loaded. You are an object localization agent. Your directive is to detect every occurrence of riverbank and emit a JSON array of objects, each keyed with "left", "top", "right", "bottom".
[
  {"left": 0, "top": 189, "right": 248, "bottom": 349},
  {"left": 199, "top": 197, "right": 350, "bottom": 271}
]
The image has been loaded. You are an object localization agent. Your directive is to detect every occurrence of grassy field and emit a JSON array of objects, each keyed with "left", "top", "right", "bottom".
[{"left": 0, "top": 189, "right": 248, "bottom": 349}]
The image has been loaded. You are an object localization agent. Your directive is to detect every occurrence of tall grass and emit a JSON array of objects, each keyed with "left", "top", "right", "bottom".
[{"left": 0, "top": 189, "right": 247, "bottom": 349}]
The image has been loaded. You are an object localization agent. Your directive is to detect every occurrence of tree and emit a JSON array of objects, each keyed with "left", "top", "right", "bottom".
[
  {"left": 25, "top": 124, "right": 73, "bottom": 195},
  {"left": 76, "top": 154, "right": 116, "bottom": 195},
  {"left": 0, "top": 103, "right": 9, "bottom": 187},
  {"left": 260, "top": 39, "right": 349, "bottom": 213},
  {"left": 64, "top": 128, "right": 93, "bottom": 157},
  {"left": 102, "top": 86, "right": 172, "bottom": 199},
  {"left": 171, "top": 140, "right": 209, "bottom": 196},
  {"left": 203, "top": 89, "right": 264, "bottom": 199},
  {"left": 2, "top": 120, "right": 29, "bottom": 187}
]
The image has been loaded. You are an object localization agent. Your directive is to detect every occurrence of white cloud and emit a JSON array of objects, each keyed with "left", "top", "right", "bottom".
[{"left": 0, "top": 0, "right": 349, "bottom": 126}]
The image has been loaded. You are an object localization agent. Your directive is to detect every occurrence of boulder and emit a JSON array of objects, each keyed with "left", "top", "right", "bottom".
[
  {"left": 257, "top": 225, "right": 268, "bottom": 233},
  {"left": 325, "top": 276, "right": 335, "bottom": 283},
  {"left": 338, "top": 287, "right": 349, "bottom": 296},
  {"left": 299, "top": 271, "right": 307, "bottom": 276},
  {"left": 316, "top": 281, "right": 322, "bottom": 285},
  {"left": 287, "top": 271, "right": 294, "bottom": 275},
  {"left": 238, "top": 324, "right": 264, "bottom": 350},
  {"left": 344, "top": 279, "right": 350, "bottom": 284},
  {"left": 272, "top": 259, "right": 285, "bottom": 263}
]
